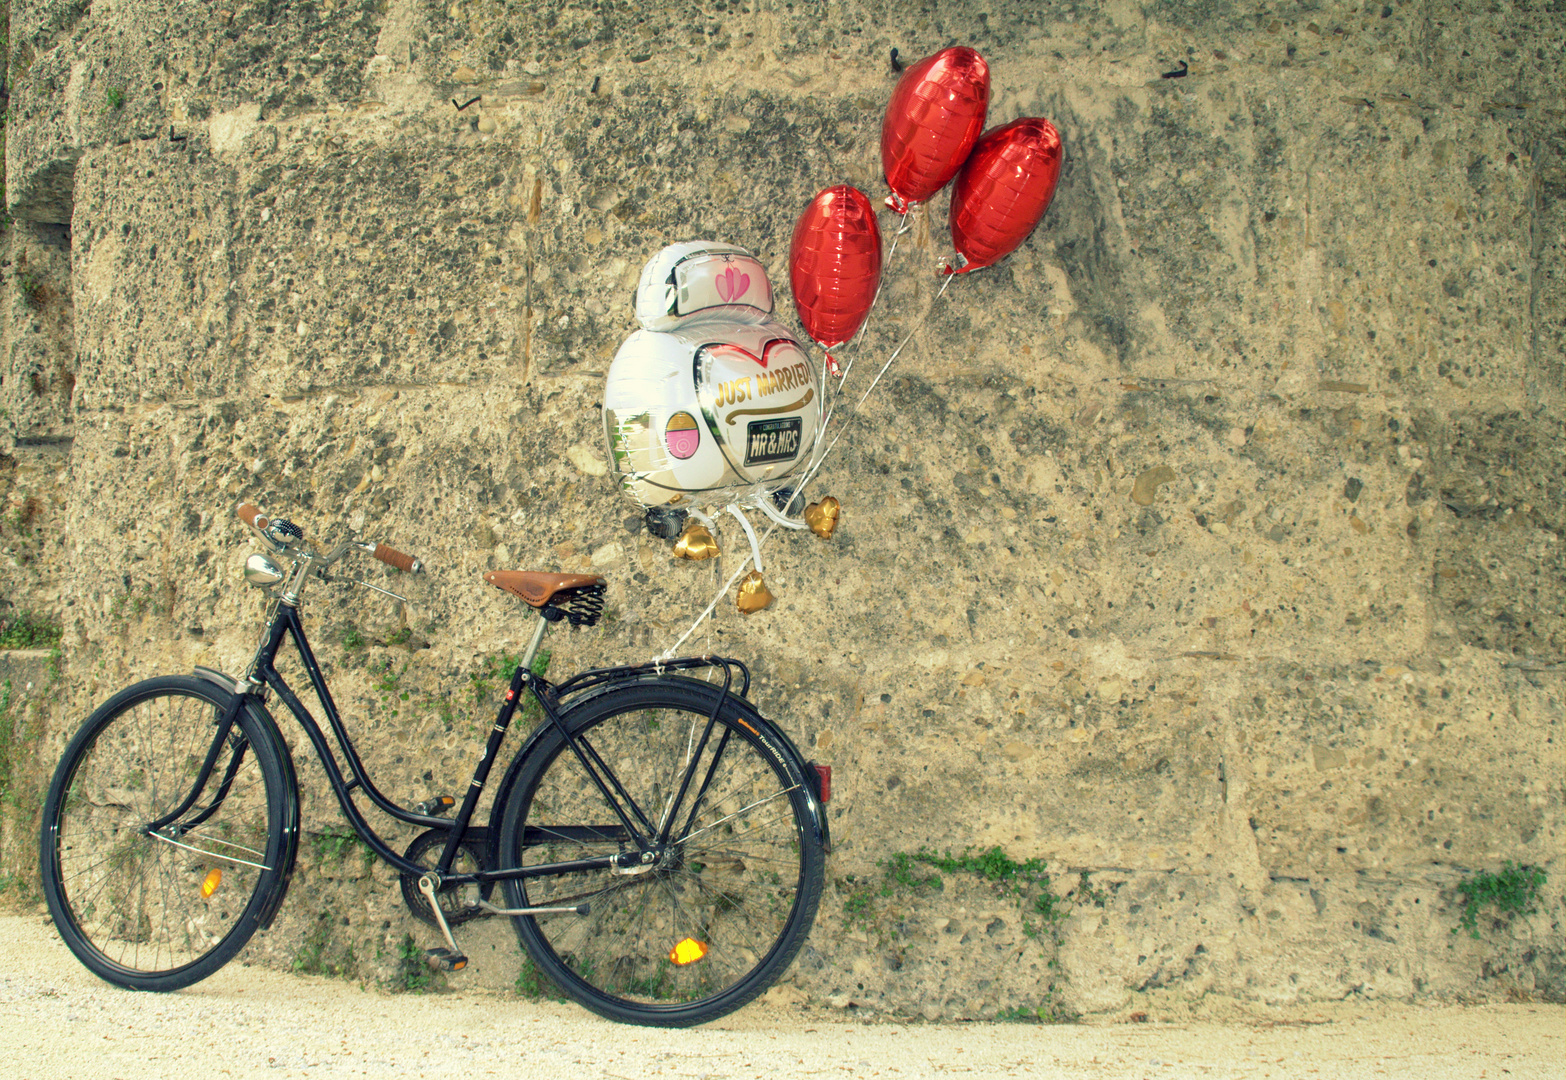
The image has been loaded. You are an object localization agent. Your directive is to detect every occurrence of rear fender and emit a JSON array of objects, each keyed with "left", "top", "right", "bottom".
[
  {"left": 484, "top": 714, "right": 561, "bottom": 873},
  {"left": 484, "top": 676, "right": 829, "bottom": 858},
  {"left": 719, "top": 692, "right": 832, "bottom": 854}
]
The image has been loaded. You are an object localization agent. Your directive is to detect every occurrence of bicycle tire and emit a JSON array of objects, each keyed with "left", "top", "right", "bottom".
[
  {"left": 39, "top": 676, "right": 293, "bottom": 991},
  {"left": 497, "top": 677, "right": 825, "bottom": 1026}
]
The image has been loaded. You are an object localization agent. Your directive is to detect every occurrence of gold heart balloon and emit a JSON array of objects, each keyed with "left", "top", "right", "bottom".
[
  {"left": 673, "top": 521, "right": 719, "bottom": 560},
  {"left": 804, "top": 496, "right": 840, "bottom": 539},
  {"left": 735, "top": 570, "right": 774, "bottom": 613}
]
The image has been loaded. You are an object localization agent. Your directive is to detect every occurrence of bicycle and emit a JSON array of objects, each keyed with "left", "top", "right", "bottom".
[{"left": 39, "top": 502, "right": 831, "bottom": 1027}]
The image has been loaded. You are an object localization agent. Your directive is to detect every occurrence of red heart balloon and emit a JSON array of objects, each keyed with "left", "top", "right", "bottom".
[
  {"left": 789, "top": 185, "right": 882, "bottom": 374},
  {"left": 881, "top": 46, "right": 990, "bottom": 214},
  {"left": 947, "top": 117, "right": 1063, "bottom": 274}
]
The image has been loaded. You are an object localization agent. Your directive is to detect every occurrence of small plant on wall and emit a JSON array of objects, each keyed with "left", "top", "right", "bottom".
[
  {"left": 836, "top": 845, "right": 1088, "bottom": 1022},
  {"left": 1452, "top": 863, "right": 1547, "bottom": 940}
]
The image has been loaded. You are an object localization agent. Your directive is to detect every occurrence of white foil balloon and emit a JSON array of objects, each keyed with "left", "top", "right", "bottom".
[{"left": 604, "top": 243, "right": 822, "bottom": 510}]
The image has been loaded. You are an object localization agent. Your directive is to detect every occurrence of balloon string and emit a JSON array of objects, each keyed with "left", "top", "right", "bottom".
[
  {"left": 856, "top": 272, "right": 954, "bottom": 404},
  {"left": 825, "top": 203, "right": 910, "bottom": 457},
  {"left": 655, "top": 490, "right": 793, "bottom": 660},
  {"left": 727, "top": 503, "right": 764, "bottom": 573},
  {"left": 753, "top": 491, "right": 808, "bottom": 530},
  {"left": 791, "top": 272, "right": 954, "bottom": 501},
  {"left": 839, "top": 208, "right": 910, "bottom": 386},
  {"left": 797, "top": 270, "right": 950, "bottom": 503},
  {"left": 655, "top": 551, "right": 758, "bottom": 662}
]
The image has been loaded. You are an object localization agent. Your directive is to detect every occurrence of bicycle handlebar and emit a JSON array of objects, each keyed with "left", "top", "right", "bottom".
[
  {"left": 237, "top": 503, "right": 269, "bottom": 531},
  {"left": 373, "top": 543, "right": 421, "bottom": 574},
  {"left": 236, "top": 502, "right": 423, "bottom": 574}
]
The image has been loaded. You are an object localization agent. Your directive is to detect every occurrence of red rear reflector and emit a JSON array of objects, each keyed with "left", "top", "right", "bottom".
[{"left": 814, "top": 764, "right": 831, "bottom": 803}]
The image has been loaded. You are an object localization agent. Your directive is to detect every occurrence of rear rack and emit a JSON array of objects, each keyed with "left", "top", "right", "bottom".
[{"left": 553, "top": 655, "right": 751, "bottom": 702}]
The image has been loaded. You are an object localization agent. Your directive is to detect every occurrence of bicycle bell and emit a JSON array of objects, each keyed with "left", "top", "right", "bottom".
[{"left": 244, "top": 552, "right": 285, "bottom": 587}]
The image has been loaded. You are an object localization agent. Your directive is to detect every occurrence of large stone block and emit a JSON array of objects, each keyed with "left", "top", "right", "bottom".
[{"left": 1, "top": 0, "right": 1560, "bottom": 1015}]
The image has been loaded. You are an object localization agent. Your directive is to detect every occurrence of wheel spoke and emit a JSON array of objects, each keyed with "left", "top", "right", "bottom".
[{"left": 677, "top": 787, "right": 799, "bottom": 846}]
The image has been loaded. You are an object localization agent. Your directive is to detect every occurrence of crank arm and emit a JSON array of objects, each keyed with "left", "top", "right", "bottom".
[{"left": 417, "top": 874, "right": 463, "bottom": 954}]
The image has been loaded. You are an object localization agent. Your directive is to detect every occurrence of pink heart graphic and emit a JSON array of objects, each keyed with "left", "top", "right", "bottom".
[{"left": 716, "top": 267, "right": 750, "bottom": 303}]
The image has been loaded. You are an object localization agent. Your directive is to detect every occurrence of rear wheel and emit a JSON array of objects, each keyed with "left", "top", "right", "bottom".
[
  {"left": 498, "top": 678, "right": 824, "bottom": 1026},
  {"left": 39, "top": 676, "right": 292, "bottom": 991}
]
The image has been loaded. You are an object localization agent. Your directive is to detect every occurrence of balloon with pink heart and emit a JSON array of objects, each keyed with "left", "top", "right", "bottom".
[
  {"left": 632, "top": 241, "right": 775, "bottom": 332},
  {"left": 607, "top": 242, "right": 824, "bottom": 515}
]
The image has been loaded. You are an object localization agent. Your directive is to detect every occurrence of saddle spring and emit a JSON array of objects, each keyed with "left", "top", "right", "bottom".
[{"left": 542, "top": 582, "right": 608, "bottom": 627}]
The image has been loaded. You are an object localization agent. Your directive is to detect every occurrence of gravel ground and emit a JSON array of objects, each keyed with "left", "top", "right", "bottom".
[{"left": 0, "top": 915, "right": 1558, "bottom": 1079}]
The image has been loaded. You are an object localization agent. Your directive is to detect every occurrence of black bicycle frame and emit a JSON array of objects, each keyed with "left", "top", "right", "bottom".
[{"left": 218, "top": 598, "right": 744, "bottom": 889}]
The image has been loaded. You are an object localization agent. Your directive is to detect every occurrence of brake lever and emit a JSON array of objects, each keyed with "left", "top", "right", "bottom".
[
  {"left": 344, "top": 577, "right": 412, "bottom": 604},
  {"left": 317, "top": 569, "right": 411, "bottom": 605}
]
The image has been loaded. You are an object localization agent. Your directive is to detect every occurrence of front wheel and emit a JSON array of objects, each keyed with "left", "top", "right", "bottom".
[
  {"left": 497, "top": 678, "right": 825, "bottom": 1026},
  {"left": 39, "top": 676, "right": 294, "bottom": 991}
]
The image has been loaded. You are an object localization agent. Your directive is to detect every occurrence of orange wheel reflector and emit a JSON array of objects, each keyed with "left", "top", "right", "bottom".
[
  {"left": 200, "top": 868, "right": 223, "bottom": 899},
  {"left": 669, "top": 937, "right": 708, "bottom": 966}
]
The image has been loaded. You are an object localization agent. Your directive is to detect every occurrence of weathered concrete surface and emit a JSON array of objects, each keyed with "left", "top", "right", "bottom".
[{"left": 0, "top": 0, "right": 1560, "bottom": 1018}]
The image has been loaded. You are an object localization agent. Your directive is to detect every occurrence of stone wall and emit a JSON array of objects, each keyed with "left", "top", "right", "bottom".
[{"left": 0, "top": 0, "right": 1560, "bottom": 1016}]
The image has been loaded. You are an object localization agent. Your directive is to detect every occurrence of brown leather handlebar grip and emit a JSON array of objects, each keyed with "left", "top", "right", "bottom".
[
  {"left": 373, "top": 544, "right": 420, "bottom": 573},
  {"left": 237, "top": 503, "right": 269, "bottom": 530}
]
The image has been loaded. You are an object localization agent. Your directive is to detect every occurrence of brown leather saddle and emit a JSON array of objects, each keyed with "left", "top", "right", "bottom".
[{"left": 484, "top": 571, "right": 607, "bottom": 626}]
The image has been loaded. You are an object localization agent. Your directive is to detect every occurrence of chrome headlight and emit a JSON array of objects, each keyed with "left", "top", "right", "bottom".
[{"left": 244, "top": 552, "right": 285, "bottom": 587}]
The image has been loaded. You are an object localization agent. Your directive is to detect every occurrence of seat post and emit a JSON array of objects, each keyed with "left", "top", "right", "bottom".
[{"left": 518, "top": 610, "right": 550, "bottom": 674}]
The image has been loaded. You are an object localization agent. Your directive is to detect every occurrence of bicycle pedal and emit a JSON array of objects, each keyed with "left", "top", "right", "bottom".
[
  {"left": 413, "top": 795, "right": 455, "bottom": 816},
  {"left": 424, "top": 947, "right": 468, "bottom": 972}
]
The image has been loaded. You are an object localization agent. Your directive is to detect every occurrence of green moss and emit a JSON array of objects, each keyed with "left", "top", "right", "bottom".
[
  {"left": 840, "top": 845, "right": 1083, "bottom": 1020},
  {"left": 0, "top": 680, "right": 17, "bottom": 809},
  {"left": 308, "top": 827, "right": 371, "bottom": 867},
  {"left": 911, "top": 846, "right": 1068, "bottom": 940},
  {"left": 466, "top": 649, "right": 551, "bottom": 726},
  {"left": 996, "top": 994, "right": 1079, "bottom": 1024},
  {"left": 292, "top": 911, "right": 358, "bottom": 978},
  {"left": 514, "top": 954, "right": 567, "bottom": 1001},
  {"left": 0, "top": 613, "right": 62, "bottom": 650}
]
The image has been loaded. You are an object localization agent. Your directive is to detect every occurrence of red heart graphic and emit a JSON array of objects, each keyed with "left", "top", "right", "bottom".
[
  {"left": 706, "top": 342, "right": 767, "bottom": 369},
  {"left": 702, "top": 339, "right": 802, "bottom": 371}
]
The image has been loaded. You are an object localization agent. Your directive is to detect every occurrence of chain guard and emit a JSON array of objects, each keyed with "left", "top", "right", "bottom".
[{"left": 398, "top": 829, "right": 490, "bottom": 928}]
